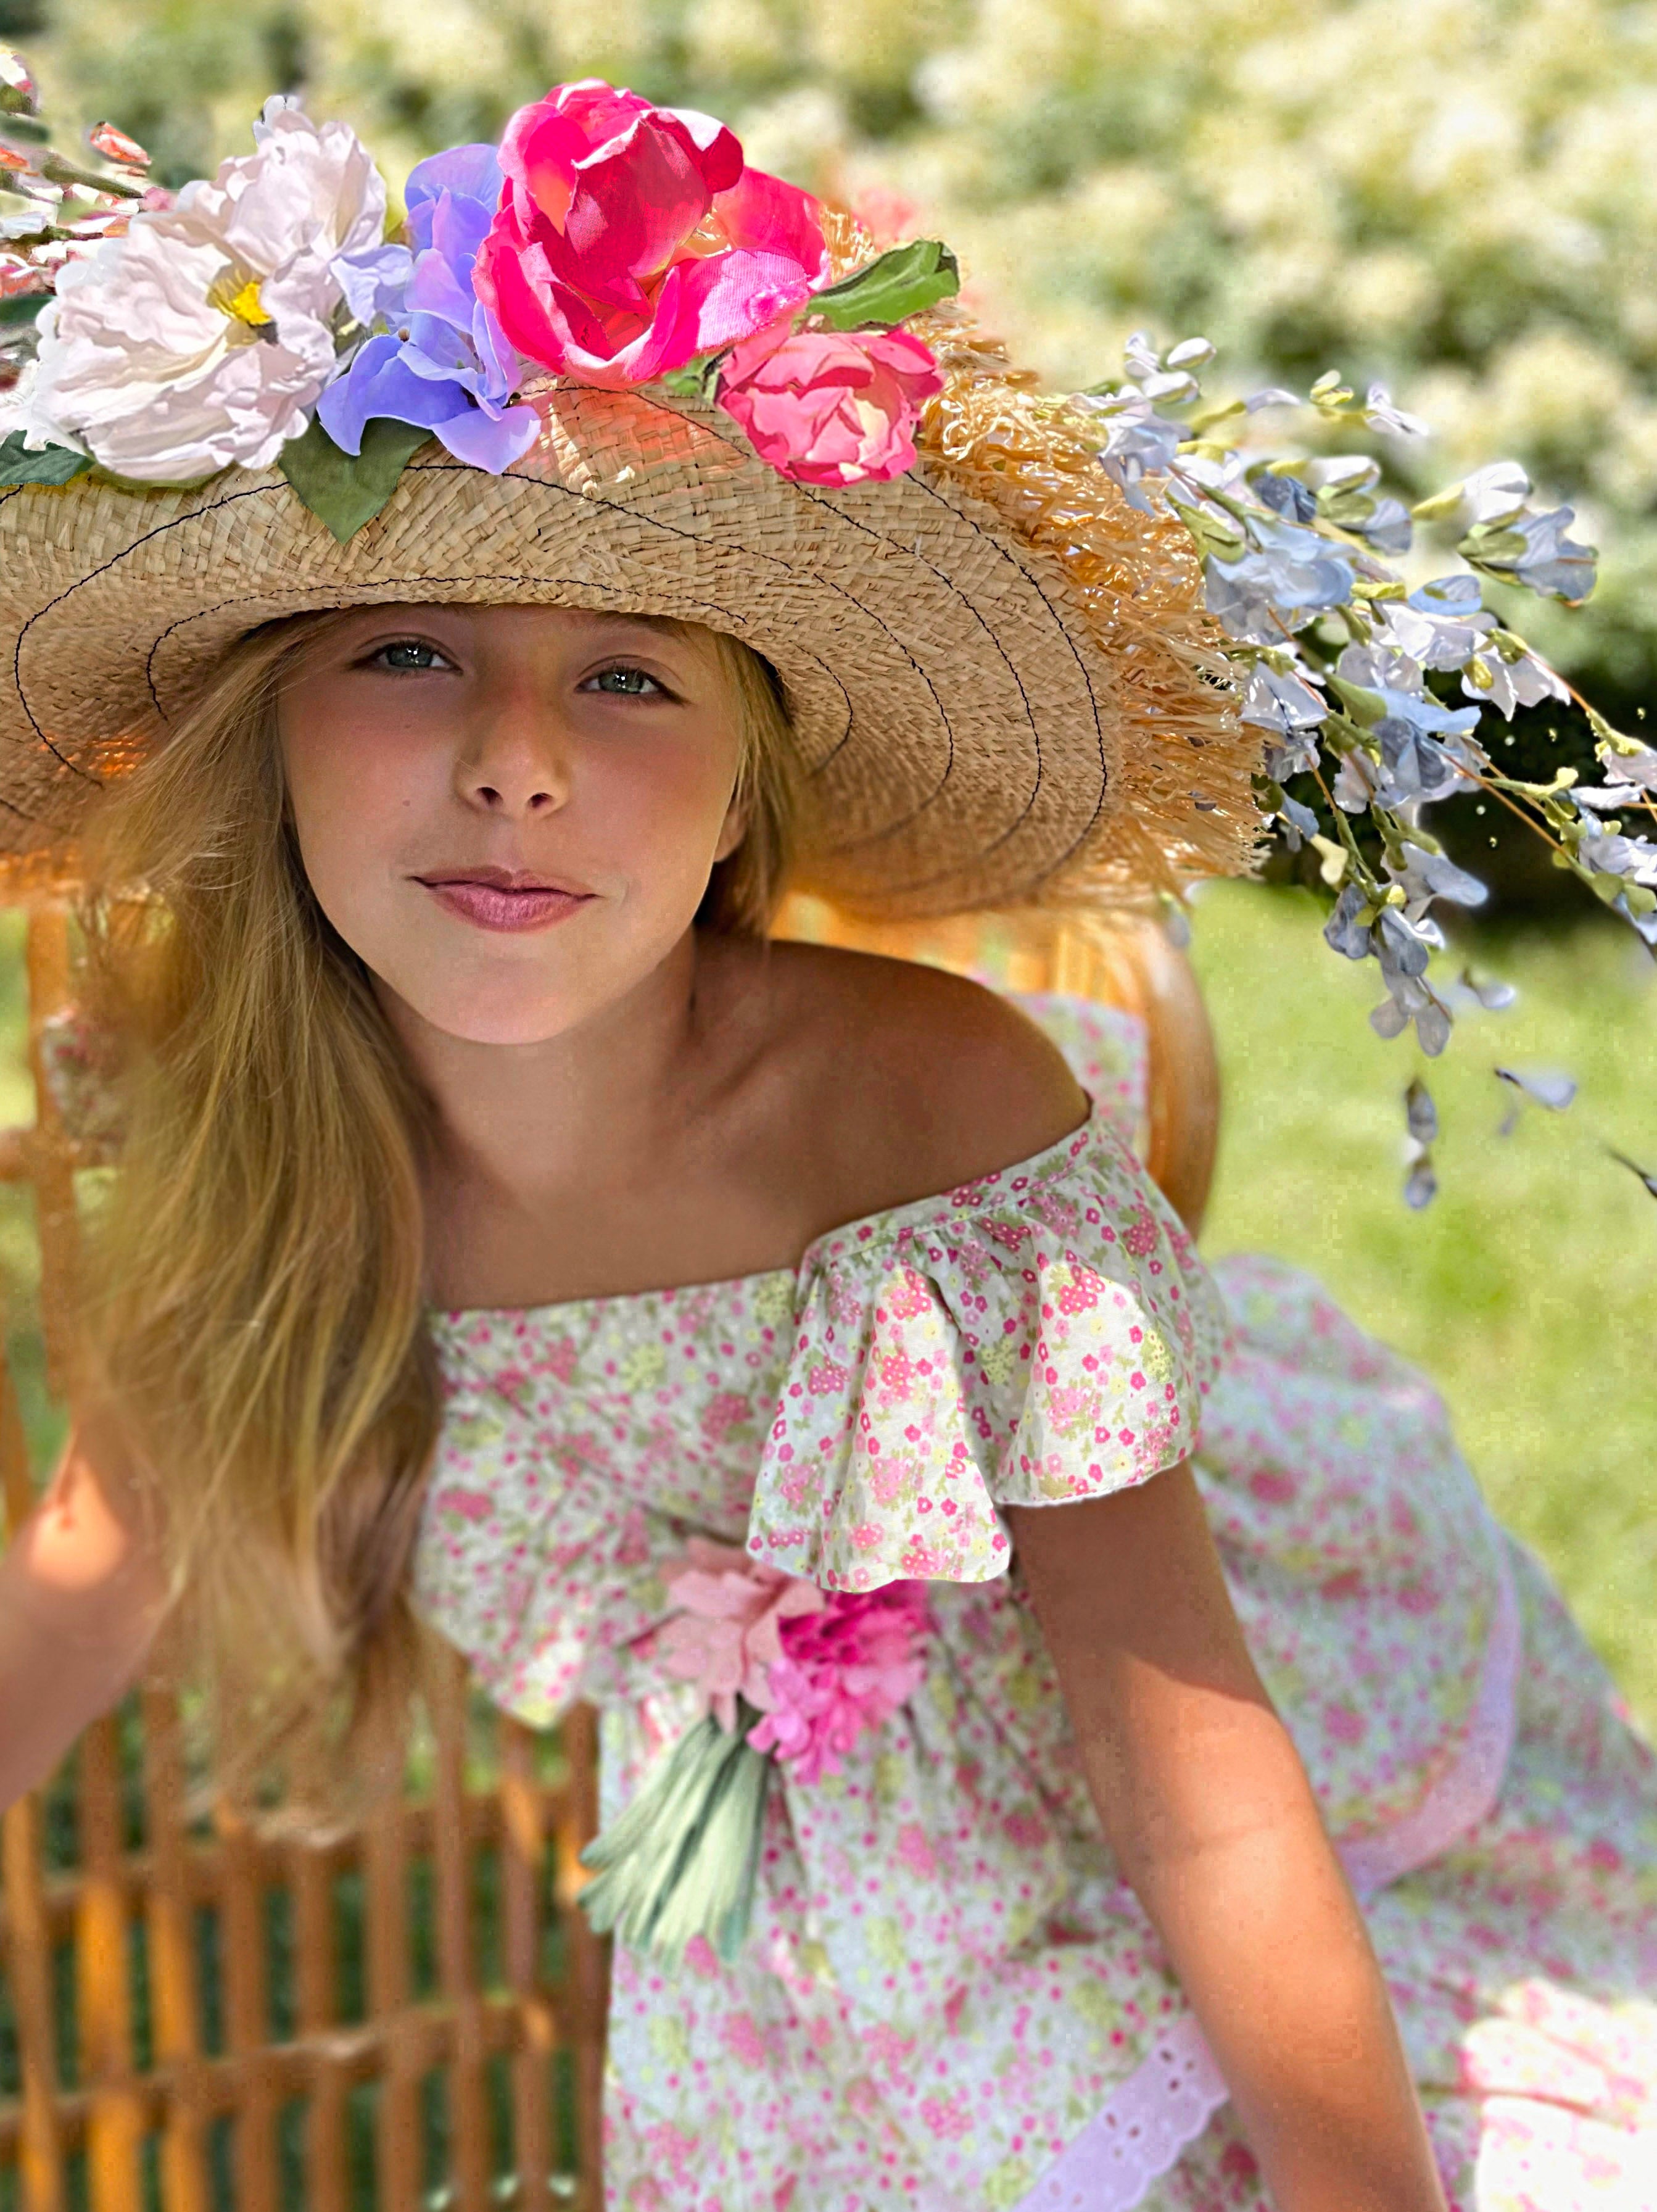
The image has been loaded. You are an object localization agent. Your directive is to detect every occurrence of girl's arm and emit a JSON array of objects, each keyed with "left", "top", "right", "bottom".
[
  {"left": 1006, "top": 1468, "right": 1448, "bottom": 2212},
  {"left": 0, "top": 1415, "right": 166, "bottom": 1812}
]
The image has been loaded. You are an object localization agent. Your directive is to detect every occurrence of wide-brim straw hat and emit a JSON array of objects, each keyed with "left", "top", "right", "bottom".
[{"left": 0, "top": 306, "right": 1260, "bottom": 916}]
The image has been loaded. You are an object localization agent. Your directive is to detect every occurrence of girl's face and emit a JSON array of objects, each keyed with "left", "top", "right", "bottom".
[{"left": 277, "top": 603, "right": 748, "bottom": 1045}]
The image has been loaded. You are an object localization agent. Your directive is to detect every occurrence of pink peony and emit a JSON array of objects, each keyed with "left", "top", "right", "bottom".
[
  {"left": 656, "top": 1537, "right": 825, "bottom": 1733},
  {"left": 748, "top": 1581, "right": 930, "bottom": 1784},
  {"left": 714, "top": 323, "right": 944, "bottom": 487},
  {"left": 474, "top": 79, "right": 829, "bottom": 389}
]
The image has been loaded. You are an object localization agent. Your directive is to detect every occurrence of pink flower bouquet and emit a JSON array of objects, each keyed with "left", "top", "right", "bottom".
[
  {"left": 3, "top": 64, "right": 964, "bottom": 526},
  {"left": 579, "top": 1539, "right": 929, "bottom": 1965},
  {"left": 659, "top": 1537, "right": 928, "bottom": 1777}
]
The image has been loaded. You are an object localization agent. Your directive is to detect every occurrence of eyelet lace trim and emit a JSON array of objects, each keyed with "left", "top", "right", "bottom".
[{"left": 1014, "top": 2015, "right": 1226, "bottom": 2211}]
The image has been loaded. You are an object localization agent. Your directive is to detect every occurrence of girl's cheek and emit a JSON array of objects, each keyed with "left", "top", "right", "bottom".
[{"left": 582, "top": 732, "right": 742, "bottom": 854}]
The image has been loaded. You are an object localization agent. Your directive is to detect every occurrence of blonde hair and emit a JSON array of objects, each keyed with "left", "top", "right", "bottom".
[{"left": 78, "top": 607, "right": 800, "bottom": 1801}]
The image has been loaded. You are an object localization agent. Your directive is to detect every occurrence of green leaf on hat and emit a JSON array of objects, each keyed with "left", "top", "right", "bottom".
[
  {"left": 278, "top": 414, "right": 431, "bottom": 545},
  {"left": 658, "top": 349, "right": 728, "bottom": 404},
  {"left": 0, "top": 431, "right": 94, "bottom": 486},
  {"left": 0, "top": 291, "right": 47, "bottom": 331},
  {"left": 811, "top": 239, "right": 961, "bottom": 332}
]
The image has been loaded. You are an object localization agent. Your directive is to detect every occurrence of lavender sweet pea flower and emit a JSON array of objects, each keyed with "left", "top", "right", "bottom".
[
  {"left": 1077, "top": 386, "right": 1183, "bottom": 512},
  {"left": 1323, "top": 884, "right": 1373, "bottom": 961},
  {"left": 1372, "top": 911, "right": 1452, "bottom": 1056},
  {"left": 1579, "top": 830, "right": 1657, "bottom": 887},
  {"left": 1351, "top": 682, "right": 1482, "bottom": 806},
  {"left": 1387, "top": 840, "right": 1489, "bottom": 924},
  {"left": 1353, "top": 496, "right": 1412, "bottom": 555},
  {"left": 1241, "top": 659, "right": 1326, "bottom": 743},
  {"left": 334, "top": 238, "right": 414, "bottom": 328},
  {"left": 1204, "top": 516, "right": 1355, "bottom": 647},
  {"left": 1364, "top": 382, "right": 1429, "bottom": 437},
  {"left": 1576, "top": 746, "right": 1657, "bottom": 803},
  {"left": 1477, "top": 505, "right": 1598, "bottom": 603},
  {"left": 319, "top": 143, "right": 537, "bottom": 474},
  {"left": 1374, "top": 718, "right": 1466, "bottom": 805},
  {"left": 1381, "top": 576, "right": 1495, "bottom": 672}
]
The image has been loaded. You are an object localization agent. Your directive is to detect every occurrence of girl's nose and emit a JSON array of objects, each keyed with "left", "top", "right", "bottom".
[{"left": 455, "top": 696, "right": 572, "bottom": 816}]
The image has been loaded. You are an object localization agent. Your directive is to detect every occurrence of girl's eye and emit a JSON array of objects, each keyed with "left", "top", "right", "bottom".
[
  {"left": 371, "top": 640, "right": 450, "bottom": 673},
  {"left": 584, "top": 665, "right": 664, "bottom": 697}
]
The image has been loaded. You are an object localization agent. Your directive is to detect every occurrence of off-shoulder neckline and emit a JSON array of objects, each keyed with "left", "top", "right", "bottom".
[{"left": 429, "top": 1097, "right": 1103, "bottom": 1327}]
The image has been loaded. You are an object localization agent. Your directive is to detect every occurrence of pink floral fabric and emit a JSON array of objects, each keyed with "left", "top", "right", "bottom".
[{"left": 413, "top": 993, "right": 1657, "bottom": 2211}]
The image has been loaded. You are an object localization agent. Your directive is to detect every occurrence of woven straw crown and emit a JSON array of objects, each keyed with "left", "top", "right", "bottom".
[{"left": 0, "top": 309, "right": 1260, "bottom": 914}]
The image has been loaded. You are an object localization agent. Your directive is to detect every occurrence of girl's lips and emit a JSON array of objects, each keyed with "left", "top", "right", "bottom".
[{"left": 418, "top": 878, "right": 594, "bottom": 934}]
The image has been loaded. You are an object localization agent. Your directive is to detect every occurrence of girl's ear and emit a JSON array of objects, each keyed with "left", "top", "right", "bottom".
[{"left": 713, "top": 792, "right": 749, "bottom": 865}]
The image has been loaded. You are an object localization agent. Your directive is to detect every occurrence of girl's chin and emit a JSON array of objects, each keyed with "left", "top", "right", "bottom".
[
  {"left": 367, "top": 969, "right": 589, "bottom": 1051},
  {"left": 409, "top": 1000, "right": 586, "bottom": 1050}
]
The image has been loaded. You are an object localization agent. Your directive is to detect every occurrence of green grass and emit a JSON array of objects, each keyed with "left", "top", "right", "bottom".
[{"left": 1191, "top": 880, "right": 1657, "bottom": 1734}]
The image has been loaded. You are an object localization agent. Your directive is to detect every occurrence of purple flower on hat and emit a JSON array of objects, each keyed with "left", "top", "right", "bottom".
[{"left": 317, "top": 143, "right": 538, "bottom": 474}]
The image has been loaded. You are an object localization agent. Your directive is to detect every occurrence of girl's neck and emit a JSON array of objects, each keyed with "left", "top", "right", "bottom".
[
  {"left": 382, "top": 927, "right": 800, "bottom": 1311},
  {"left": 381, "top": 925, "right": 711, "bottom": 1211}
]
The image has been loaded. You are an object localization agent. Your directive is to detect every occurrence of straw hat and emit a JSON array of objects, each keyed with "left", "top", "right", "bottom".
[{"left": 0, "top": 309, "right": 1259, "bottom": 917}]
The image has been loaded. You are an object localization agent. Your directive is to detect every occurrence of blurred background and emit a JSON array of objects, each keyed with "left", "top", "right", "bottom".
[{"left": 3, "top": 0, "right": 1656, "bottom": 1727}]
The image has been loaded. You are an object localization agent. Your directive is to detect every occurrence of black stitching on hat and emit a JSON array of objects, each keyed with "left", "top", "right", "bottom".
[
  {"left": 555, "top": 395, "right": 952, "bottom": 787},
  {"left": 628, "top": 395, "right": 1093, "bottom": 886},
  {"left": 14, "top": 480, "right": 283, "bottom": 778}
]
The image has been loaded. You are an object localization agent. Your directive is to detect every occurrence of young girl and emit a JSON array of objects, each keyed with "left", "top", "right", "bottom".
[{"left": 1, "top": 75, "right": 1654, "bottom": 2212}]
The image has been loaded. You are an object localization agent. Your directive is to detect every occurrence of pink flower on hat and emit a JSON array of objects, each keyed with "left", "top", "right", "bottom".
[
  {"left": 714, "top": 323, "right": 944, "bottom": 487},
  {"left": 474, "top": 79, "right": 830, "bottom": 391}
]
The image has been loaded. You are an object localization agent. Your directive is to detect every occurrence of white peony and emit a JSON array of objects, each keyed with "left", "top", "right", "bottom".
[{"left": 30, "top": 99, "right": 396, "bottom": 484}]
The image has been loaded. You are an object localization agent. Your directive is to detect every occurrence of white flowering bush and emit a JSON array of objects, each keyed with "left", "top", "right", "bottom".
[
  {"left": 33, "top": 0, "right": 1645, "bottom": 713},
  {"left": 7, "top": 0, "right": 1657, "bottom": 1195}
]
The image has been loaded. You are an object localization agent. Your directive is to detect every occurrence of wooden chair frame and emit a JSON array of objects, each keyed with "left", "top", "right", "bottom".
[{"left": 1, "top": 898, "right": 1218, "bottom": 2210}]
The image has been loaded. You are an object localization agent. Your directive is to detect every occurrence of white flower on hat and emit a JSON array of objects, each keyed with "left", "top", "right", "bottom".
[{"left": 30, "top": 99, "right": 395, "bottom": 484}]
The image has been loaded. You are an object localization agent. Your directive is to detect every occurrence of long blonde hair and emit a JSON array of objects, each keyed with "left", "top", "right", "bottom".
[{"left": 79, "top": 607, "right": 800, "bottom": 1800}]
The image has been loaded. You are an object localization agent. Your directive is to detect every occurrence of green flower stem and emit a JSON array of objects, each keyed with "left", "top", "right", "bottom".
[{"left": 577, "top": 1699, "right": 774, "bottom": 1970}]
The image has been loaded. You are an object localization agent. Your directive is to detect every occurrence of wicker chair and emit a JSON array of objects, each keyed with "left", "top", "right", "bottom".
[{"left": 0, "top": 897, "right": 1218, "bottom": 2211}]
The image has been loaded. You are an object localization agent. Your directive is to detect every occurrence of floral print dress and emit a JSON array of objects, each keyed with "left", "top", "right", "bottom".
[{"left": 412, "top": 996, "right": 1657, "bottom": 2212}]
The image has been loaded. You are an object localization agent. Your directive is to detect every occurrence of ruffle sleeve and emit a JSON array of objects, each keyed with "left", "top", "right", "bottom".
[{"left": 744, "top": 1111, "right": 1228, "bottom": 1592}]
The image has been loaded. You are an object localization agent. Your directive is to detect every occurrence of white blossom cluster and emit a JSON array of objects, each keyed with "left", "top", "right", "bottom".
[{"left": 0, "top": 58, "right": 405, "bottom": 483}]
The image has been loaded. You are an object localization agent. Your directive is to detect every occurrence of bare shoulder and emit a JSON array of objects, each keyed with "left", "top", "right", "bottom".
[{"left": 714, "top": 938, "right": 1088, "bottom": 1235}]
